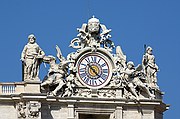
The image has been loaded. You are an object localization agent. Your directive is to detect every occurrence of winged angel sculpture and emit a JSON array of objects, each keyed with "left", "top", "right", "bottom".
[
  {"left": 112, "top": 46, "right": 155, "bottom": 100},
  {"left": 41, "top": 45, "right": 75, "bottom": 96},
  {"left": 37, "top": 17, "right": 159, "bottom": 100}
]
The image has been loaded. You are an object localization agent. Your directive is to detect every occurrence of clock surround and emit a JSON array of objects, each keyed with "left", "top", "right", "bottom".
[{"left": 76, "top": 49, "right": 113, "bottom": 89}]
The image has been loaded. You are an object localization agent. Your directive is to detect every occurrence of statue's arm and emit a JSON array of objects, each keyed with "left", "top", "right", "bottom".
[
  {"left": 39, "top": 47, "right": 45, "bottom": 57},
  {"left": 21, "top": 45, "right": 27, "bottom": 61}
]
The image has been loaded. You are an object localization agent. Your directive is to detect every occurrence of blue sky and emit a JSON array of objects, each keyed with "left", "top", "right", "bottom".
[{"left": 0, "top": 0, "right": 179, "bottom": 118}]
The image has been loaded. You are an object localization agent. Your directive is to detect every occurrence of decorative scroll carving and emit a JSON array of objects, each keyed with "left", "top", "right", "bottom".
[
  {"left": 70, "top": 16, "right": 114, "bottom": 51},
  {"left": 28, "top": 101, "right": 41, "bottom": 118},
  {"left": 17, "top": 102, "right": 26, "bottom": 118},
  {"left": 37, "top": 17, "right": 161, "bottom": 101}
]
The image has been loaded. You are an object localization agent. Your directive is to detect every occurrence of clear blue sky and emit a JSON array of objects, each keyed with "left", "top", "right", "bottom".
[{"left": 0, "top": 0, "right": 179, "bottom": 118}]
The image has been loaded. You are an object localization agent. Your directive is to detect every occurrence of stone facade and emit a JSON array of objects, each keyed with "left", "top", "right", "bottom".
[
  {"left": 0, "top": 81, "right": 168, "bottom": 119},
  {"left": 0, "top": 17, "right": 169, "bottom": 119}
]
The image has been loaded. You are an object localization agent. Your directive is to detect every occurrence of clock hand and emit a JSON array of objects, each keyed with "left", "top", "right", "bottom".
[
  {"left": 87, "top": 64, "right": 99, "bottom": 76},
  {"left": 87, "top": 64, "right": 106, "bottom": 80}
]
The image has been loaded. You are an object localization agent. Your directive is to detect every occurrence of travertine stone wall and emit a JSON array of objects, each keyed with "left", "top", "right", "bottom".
[
  {"left": 0, "top": 102, "right": 17, "bottom": 119},
  {"left": 41, "top": 103, "right": 68, "bottom": 119},
  {"left": 0, "top": 82, "right": 168, "bottom": 119}
]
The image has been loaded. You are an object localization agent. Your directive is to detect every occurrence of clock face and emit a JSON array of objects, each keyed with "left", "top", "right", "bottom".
[{"left": 76, "top": 52, "right": 112, "bottom": 89}]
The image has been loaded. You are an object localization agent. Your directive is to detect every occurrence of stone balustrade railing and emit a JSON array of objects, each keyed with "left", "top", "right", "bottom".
[
  {"left": 0, "top": 81, "right": 41, "bottom": 95},
  {"left": 2, "top": 84, "right": 15, "bottom": 93},
  {"left": 0, "top": 81, "right": 162, "bottom": 100},
  {"left": 0, "top": 82, "right": 25, "bottom": 94}
]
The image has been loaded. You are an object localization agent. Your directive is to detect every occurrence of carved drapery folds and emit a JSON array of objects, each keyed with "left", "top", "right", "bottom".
[
  {"left": 142, "top": 46, "right": 159, "bottom": 89},
  {"left": 21, "top": 34, "right": 45, "bottom": 81},
  {"left": 21, "top": 17, "right": 160, "bottom": 101}
]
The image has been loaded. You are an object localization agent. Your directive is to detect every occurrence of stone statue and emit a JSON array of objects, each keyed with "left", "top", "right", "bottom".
[
  {"left": 70, "top": 16, "right": 114, "bottom": 51},
  {"left": 114, "top": 46, "right": 127, "bottom": 73},
  {"left": 121, "top": 61, "right": 155, "bottom": 100},
  {"left": 142, "top": 46, "right": 159, "bottom": 88},
  {"left": 17, "top": 102, "right": 26, "bottom": 118},
  {"left": 62, "top": 74, "right": 75, "bottom": 97},
  {"left": 51, "top": 45, "right": 71, "bottom": 96},
  {"left": 41, "top": 55, "right": 67, "bottom": 96},
  {"left": 41, "top": 55, "right": 62, "bottom": 90},
  {"left": 41, "top": 45, "right": 73, "bottom": 96},
  {"left": 66, "top": 52, "right": 76, "bottom": 73},
  {"left": 28, "top": 101, "right": 41, "bottom": 118},
  {"left": 21, "top": 34, "right": 45, "bottom": 80},
  {"left": 30, "top": 18, "right": 162, "bottom": 100},
  {"left": 111, "top": 46, "right": 127, "bottom": 87}
]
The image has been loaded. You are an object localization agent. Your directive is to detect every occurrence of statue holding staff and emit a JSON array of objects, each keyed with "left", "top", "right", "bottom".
[{"left": 21, "top": 34, "right": 45, "bottom": 80}]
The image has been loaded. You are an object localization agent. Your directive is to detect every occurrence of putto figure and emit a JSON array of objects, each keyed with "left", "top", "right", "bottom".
[
  {"left": 21, "top": 34, "right": 45, "bottom": 80},
  {"left": 142, "top": 46, "right": 159, "bottom": 88}
]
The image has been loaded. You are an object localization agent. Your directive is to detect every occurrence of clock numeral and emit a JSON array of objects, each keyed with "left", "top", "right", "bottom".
[
  {"left": 84, "top": 77, "right": 89, "bottom": 84},
  {"left": 91, "top": 56, "right": 94, "bottom": 62},
  {"left": 85, "top": 57, "right": 90, "bottom": 63},
  {"left": 101, "top": 74, "right": 108, "bottom": 80},
  {"left": 89, "top": 79, "right": 92, "bottom": 85},
  {"left": 92, "top": 79, "right": 95, "bottom": 86},
  {"left": 91, "top": 56, "right": 97, "bottom": 63},
  {"left": 84, "top": 78, "right": 95, "bottom": 86},
  {"left": 80, "top": 73, "right": 86, "bottom": 78},
  {"left": 94, "top": 80, "right": 97, "bottom": 85},
  {"left": 101, "top": 63, "right": 106, "bottom": 67},
  {"left": 98, "top": 78, "right": 103, "bottom": 83},
  {"left": 78, "top": 54, "right": 111, "bottom": 87},
  {"left": 80, "top": 63, "right": 87, "bottom": 67},
  {"left": 94, "top": 57, "right": 97, "bottom": 63},
  {"left": 79, "top": 68, "right": 85, "bottom": 72},
  {"left": 97, "top": 58, "right": 101, "bottom": 64},
  {"left": 103, "top": 69, "right": 108, "bottom": 73}
]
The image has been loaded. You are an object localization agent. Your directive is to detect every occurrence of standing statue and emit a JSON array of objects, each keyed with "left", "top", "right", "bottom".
[
  {"left": 70, "top": 16, "right": 114, "bottom": 51},
  {"left": 121, "top": 61, "right": 155, "bottom": 100},
  {"left": 142, "top": 46, "right": 159, "bottom": 88},
  {"left": 21, "top": 34, "right": 45, "bottom": 80}
]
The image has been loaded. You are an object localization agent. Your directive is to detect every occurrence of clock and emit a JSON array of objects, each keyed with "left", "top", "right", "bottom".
[{"left": 76, "top": 52, "right": 113, "bottom": 89}]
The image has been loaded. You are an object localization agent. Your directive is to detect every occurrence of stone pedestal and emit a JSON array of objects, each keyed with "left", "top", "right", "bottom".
[{"left": 24, "top": 81, "right": 41, "bottom": 93}]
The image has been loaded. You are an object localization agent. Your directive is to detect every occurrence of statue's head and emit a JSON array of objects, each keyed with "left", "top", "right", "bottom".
[
  {"left": 28, "top": 34, "right": 36, "bottom": 44},
  {"left": 87, "top": 16, "right": 100, "bottom": 33},
  {"left": 146, "top": 46, "right": 153, "bottom": 55},
  {"left": 127, "top": 61, "right": 134, "bottom": 69}
]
